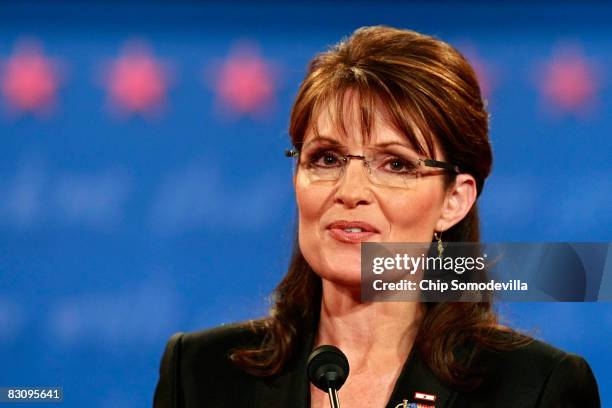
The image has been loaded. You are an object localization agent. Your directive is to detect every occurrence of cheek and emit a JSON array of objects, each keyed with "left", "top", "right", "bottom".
[
  {"left": 295, "top": 182, "right": 362, "bottom": 285},
  {"left": 295, "top": 181, "right": 329, "bottom": 246},
  {"left": 384, "top": 185, "right": 444, "bottom": 240},
  {"left": 295, "top": 183, "right": 324, "bottom": 224},
  {"left": 295, "top": 182, "right": 330, "bottom": 273}
]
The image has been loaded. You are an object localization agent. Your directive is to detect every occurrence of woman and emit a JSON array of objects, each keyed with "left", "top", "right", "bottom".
[{"left": 153, "top": 26, "right": 600, "bottom": 407}]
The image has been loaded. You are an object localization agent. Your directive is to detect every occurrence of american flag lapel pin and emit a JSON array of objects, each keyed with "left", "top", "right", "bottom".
[{"left": 414, "top": 391, "right": 436, "bottom": 402}]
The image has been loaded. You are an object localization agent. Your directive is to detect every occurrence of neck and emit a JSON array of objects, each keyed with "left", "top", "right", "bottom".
[{"left": 315, "top": 278, "right": 423, "bottom": 371}]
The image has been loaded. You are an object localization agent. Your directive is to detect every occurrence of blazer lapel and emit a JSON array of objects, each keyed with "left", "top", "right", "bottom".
[
  {"left": 251, "top": 329, "right": 315, "bottom": 408},
  {"left": 385, "top": 344, "right": 468, "bottom": 408},
  {"left": 252, "top": 330, "right": 467, "bottom": 408}
]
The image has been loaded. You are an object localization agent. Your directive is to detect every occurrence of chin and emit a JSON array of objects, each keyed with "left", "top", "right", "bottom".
[
  {"left": 320, "top": 270, "right": 362, "bottom": 290},
  {"left": 318, "top": 252, "right": 362, "bottom": 286}
]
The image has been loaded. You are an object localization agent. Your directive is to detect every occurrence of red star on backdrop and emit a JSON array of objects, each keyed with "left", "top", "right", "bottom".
[
  {"left": 102, "top": 40, "right": 170, "bottom": 117},
  {"left": 0, "top": 39, "right": 62, "bottom": 117},
  {"left": 210, "top": 41, "right": 277, "bottom": 118},
  {"left": 537, "top": 43, "right": 600, "bottom": 117}
]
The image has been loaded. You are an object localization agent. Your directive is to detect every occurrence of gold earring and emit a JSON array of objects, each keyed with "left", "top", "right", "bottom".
[{"left": 434, "top": 231, "right": 444, "bottom": 258}]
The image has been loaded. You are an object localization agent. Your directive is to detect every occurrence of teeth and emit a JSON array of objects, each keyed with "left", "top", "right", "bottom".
[{"left": 344, "top": 227, "right": 364, "bottom": 233}]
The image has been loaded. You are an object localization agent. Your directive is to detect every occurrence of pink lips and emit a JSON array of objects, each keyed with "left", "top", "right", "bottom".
[{"left": 326, "top": 220, "right": 379, "bottom": 244}]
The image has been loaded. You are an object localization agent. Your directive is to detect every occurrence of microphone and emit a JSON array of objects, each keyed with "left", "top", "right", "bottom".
[{"left": 307, "top": 345, "right": 350, "bottom": 408}]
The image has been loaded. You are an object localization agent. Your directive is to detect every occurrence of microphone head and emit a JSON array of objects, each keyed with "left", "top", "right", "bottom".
[{"left": 307, "top": 345, "right": 350, "bottom": 391}]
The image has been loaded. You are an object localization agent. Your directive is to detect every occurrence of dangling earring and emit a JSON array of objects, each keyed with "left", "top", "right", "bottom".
[{"left": 434, "top": 231, "right": 444, "bottom": 258}]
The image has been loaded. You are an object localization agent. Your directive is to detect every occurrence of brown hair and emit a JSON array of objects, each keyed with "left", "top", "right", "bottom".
[{"left": 230, "top": 25, "right": 531, "bottom": 389}]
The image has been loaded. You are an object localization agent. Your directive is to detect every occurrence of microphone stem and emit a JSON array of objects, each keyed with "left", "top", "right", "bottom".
[{"left": 327, "top": 387, "right": 340, "bottom": 408}]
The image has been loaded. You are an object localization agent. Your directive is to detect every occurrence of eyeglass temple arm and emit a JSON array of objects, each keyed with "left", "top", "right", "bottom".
[{"left": 423, "top": 159, "right": 460, "bottom": 174}]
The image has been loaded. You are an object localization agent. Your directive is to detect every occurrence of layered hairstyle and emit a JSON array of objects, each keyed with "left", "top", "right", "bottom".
[{"left": 230, "top": 25, "right": 530, "bottom": 388}]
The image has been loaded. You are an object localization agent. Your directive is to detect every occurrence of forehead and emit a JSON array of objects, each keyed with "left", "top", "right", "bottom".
[{"left": 304, "top": 90, "right": 431, "bottom": 153}]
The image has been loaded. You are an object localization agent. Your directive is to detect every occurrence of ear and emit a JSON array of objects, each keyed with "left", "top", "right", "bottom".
[{"left": 435, "top": 174, "right": 477, "bottom": 232}]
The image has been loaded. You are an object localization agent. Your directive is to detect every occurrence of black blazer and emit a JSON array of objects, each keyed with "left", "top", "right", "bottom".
[{"left": 153, "top": 322, "right": 600, "bottom": 407}]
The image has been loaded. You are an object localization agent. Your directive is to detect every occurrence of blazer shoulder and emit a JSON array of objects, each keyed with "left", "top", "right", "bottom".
[
  {"left": 153, "top": 332, "right": 184, "bottom": 408},
  {"left": 532, "top": 343, "right": 600, "bottom": 407},
  {"left": 180, "top": 320, "right": 267, "bottom": 365},
  {"left": 469, "top": 335, "right": 600, "bottom": 407},
  {"left": 494, "top": 336, "right": 594, "bottom": 373},
  {"left": 153, "top": 320, "right": 269, "bottom": 408}
]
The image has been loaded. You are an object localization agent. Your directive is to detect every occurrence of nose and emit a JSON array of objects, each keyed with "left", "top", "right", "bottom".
[{"left": 333, "top": 156, "right": 373, "bottom": 208}]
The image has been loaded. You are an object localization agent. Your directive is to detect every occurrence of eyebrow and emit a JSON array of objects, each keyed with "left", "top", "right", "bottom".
[{"left": 303, "top": 136, "right": 416, "bottom": 151}]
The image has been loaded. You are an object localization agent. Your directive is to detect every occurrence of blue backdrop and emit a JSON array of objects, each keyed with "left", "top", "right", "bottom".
[{"left": 1, "top": 2, "right": 610, "bottom": 406}]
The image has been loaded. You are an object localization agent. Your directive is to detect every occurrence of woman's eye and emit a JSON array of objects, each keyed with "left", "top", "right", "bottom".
[
  {"left": 383, "top": 157, "right": 417, "bottom": 173},
  {"left": 311, "top": 150, "right": 342, "bottom": 167}
]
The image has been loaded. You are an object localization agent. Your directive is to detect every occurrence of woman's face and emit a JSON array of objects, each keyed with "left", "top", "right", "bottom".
[{"left": 294, "top": 95, "right": 453, "bottom": 288}]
